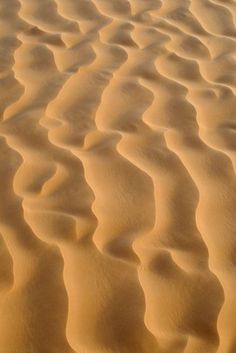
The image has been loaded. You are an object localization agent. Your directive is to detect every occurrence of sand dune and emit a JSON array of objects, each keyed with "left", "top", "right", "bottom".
[{"left": 0, "top": 0, "right": 236, "bottom": 352}]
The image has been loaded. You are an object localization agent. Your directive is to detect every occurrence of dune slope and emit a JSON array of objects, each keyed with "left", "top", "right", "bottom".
[{"left": 0, "top": 0, "right": 236, "bottom": 352}]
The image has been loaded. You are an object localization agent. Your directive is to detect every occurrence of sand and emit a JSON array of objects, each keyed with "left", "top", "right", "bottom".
[{"left": 0, "top": 0, "right": 236, "bottom": 352}]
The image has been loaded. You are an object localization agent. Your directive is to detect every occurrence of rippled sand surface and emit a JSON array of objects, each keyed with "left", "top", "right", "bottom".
[{"left": 1, "top": 0, "right": 236, "bottom": 352}]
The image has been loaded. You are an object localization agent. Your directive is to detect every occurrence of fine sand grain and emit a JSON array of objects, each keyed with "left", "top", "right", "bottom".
[{"left": 0, "top": 0, "right": 236, "bottom": 352}]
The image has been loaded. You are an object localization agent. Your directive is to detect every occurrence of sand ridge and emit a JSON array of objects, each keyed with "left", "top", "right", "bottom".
[{"left": 0, "top": 0, "right": 236, "bottom": 352}]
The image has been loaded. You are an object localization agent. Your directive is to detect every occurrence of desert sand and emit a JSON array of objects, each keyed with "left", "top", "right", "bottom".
[{"left": 0, "top": 0, "right": 236, "bottom": 352}]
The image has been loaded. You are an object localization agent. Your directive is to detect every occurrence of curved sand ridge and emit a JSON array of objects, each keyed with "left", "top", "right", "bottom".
[{"left": 0, "top": 0, "right": 236, "bottom": 352}]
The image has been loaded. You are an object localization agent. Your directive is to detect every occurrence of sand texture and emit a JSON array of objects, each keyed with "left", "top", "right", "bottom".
[{"left": 1, "top": 0, "right": 236, "bottom": 352}]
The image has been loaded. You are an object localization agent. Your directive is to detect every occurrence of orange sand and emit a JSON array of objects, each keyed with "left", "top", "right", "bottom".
[{"left": 0, "top": 0, "right": 236, "bottom": 352}]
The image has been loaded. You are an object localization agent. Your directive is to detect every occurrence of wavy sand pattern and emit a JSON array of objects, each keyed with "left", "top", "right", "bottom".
[{"left": 0, "top": 0, "right": 236, "bottom": 352}]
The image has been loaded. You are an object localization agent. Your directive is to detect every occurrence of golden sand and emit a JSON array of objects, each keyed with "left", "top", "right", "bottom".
[{"left": 0, "top": 0, "right": 236, "bottom": 352}]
